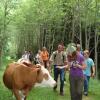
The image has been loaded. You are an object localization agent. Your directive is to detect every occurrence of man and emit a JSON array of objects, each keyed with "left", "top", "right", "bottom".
[
  {"left": 83, "top": 50, "right": 95, "bottom": 96},
  {"left": 50, "top": 44, "right": 67, "bottom": 96}
]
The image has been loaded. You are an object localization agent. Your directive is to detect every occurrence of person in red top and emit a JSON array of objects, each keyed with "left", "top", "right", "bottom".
[{"left": 41, "top": 47, "right": 49, "bottom": 68}]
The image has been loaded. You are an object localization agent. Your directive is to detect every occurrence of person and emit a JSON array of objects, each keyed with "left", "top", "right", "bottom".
[
  {"left": 34, "top": 50, "right": 43, "bottom": 65},
  {"left": 50, "top": 44, "right": 68, "bottom": 96},
  {"left": 59, "top": 41, "right": 67, "bottom": 84},
  {"left": 68, "top": 45, "right": 86, "bottom": 100},
  {"left": 22, "top": 51, "right": 29, "bottom": 60},
  {"left": 83, "top": 50, "right": 95, "bottom": 96},
  {"left": 41, "top": 47, "right": 49, "bottom": 68},
  {"left": 18, "top": 50, "right": 31, "bottom": 64},
  {"left": 76, "top": 44, "right": 83, "bottom": 55},
  {"left": 28, "top": 51, "right": 33, "bottom": 62}
]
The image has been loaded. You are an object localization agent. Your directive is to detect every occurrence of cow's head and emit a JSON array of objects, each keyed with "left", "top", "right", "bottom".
[{"left": 34, "top": 64, "right": 56, "bottom": 88}]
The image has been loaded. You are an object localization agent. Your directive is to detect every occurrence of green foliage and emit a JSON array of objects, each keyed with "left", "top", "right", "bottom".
[{"left": 0, "top": 0, "right": 100, "bottom": 77}]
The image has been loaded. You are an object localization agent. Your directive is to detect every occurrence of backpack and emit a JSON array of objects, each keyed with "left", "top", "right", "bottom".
[{"left": 53, "top": 51, "right": 65, "bottom": 63}]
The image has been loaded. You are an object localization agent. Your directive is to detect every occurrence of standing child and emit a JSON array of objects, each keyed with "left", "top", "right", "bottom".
[{"left": 83, "top": 50, "right": 95, "bottom": 96}]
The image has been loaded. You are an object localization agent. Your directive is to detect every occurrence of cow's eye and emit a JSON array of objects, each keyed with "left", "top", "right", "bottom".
[{"left": 44, "top": 73, "right": 49, "bottom": 80}]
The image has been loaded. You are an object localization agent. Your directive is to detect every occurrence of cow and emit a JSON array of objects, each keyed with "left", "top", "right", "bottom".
[{"left": 3, "top": 63, "right": 56, "bottom": 100}]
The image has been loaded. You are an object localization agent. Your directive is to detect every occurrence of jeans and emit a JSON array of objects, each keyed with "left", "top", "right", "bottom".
[
  {"left": 84, "top": 75, "right": 90, "bottom": 94},
  {"left": 54, "top": 65, "right": 65, "bottom": 93},
  {"left": 69, "top": 75, "right": 84, "bottom": 100},
  {"left": 43, "top": 60, "right": 48, "bottom": 68}
]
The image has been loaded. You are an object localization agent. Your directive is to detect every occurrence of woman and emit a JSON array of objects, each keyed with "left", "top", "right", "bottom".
[
  {"left": 41, "top": 47, "right": 49, "bottom": 68},
  {"left": 68, "top": 46, "right": 86, "bottom": 100}
]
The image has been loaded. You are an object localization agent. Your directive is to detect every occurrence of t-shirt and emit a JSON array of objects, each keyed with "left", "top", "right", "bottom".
[
  {"left": 41, "top": 51, "right": 49, "bottom": 61},
  {"left": 70, "top": 53, "right": 84, "bottom": 77},
  {"left": 83, "top": 58, "right": 94, "bottom": 76},
  {"left": 50, "top": 51, "right": 67, "bottom": 66}
]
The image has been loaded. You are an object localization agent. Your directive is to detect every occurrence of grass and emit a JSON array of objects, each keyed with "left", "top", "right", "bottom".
[{"left": 0, "top": 61, "right": 100, "bottom": 100}]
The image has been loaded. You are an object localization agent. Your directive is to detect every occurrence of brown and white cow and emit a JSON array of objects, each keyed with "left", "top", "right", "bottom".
[{"left": 3, "top": 63, "right": 56, "bottom": 100}]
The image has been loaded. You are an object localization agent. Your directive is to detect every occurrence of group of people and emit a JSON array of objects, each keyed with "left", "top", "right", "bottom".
[
  {"left": 21, "top": 50, "right": 33, "bottom": 62},
  {"left": 50, "top": 43, "right": 95, "bottom": 100},
  {"left": 20, "top": 43, "right": 95, "bottom": 100}
]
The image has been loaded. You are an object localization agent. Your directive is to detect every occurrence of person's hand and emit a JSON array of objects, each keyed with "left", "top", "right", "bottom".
[
  {"left": 74, "top": 64, "right": 82, "bottom": 69},
  {"left": 64, "top": 65, "right": 69, "bottom": 70},
  {"left": 91, "top": 73, "right": 95, "bottom": 78},
  {"left": 75, "top": 64, "right": 79, "bottom": 67}
]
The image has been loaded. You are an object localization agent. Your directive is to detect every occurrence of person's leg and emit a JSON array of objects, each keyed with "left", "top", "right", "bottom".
[
  {"left": 86, "top": 76, "right": 90, "bottom": 94},
  {"left": 69, "top": 75, "right": 77, "bottom": 100},
  {"left": 43, "top": 60, "right": 47, "bottom": 68},
  {"left": 64, "top": 70, "right": 66, "bottom": 84},
  {"left": 60, "top": 68, "right": 65, "bottom": 95},
  {"left": 77, "top": 77, "right": 84, "bottom": 100},
  {"left": 84, "top": 75, "right": 88, "bottom": 95},
  {"left": 53, "top": 66, "right": 59, "bottom": 90}
]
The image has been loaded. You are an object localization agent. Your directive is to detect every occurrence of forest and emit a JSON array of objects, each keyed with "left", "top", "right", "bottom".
[
  {"left": 0, "top": 0, "right": 99, "bottom": 78},
  {"left": 0, "top": 0, "right": 100, "bottom": 99}
]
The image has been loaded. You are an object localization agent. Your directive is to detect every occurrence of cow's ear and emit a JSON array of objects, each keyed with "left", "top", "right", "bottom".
[{"left": 37, "top": 68, "right": 43, "bottom": 83}]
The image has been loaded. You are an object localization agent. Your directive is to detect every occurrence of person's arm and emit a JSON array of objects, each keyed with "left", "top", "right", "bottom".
[
  {"left": 63, "top": 53, "right": 69, "bottom": 69},
  {"left": 75, "top": 62, "right": 86, "bottom": 70},
  {"left": 75, "top": 55, "right": 86, "bottom": 70},
  {"left": 91, "top": 59, "right": 95, "bottom": 77},
  {"left": 49, "top": 53, "right": 54, "bottom": 64},
  {"left": 47, "top": 51, "right": 49, "bottom": 60},
  {"left": 91, "top": 65, "right": 95, "bottom": 78}
]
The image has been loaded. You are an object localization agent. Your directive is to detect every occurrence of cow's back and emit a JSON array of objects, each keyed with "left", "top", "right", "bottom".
[
  {"left": 12, "top": 65, "right": 39, "bottom": 89},
  {"left": 3, "top": 62, "right": 40, "bottom": 90}
]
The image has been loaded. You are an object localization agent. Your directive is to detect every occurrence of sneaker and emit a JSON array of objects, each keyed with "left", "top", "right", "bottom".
[
  {"left": 84, "top": 92, "right": 88, "bottom": 96},
  {"left": 53, "top": 85, "right": 57, "bottom": 91},
  {"left": 60, "top": 92, "right": 64, "bottom": 96}
]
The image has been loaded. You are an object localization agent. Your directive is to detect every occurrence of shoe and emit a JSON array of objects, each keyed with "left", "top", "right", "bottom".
[
  {"left": 53, "top": 85, "right": 57, "bottom": 91},
  {"left": 84, "top": 92, "right": 88, "bottom": 96},
  {"left": 60, "top": 92, "right": 64, "bottom": 96}
]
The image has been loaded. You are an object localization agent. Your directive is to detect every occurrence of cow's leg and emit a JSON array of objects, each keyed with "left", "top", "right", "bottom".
[
  {"left": 12, "top": 91, "right": 15, "bottom": 99},
  {"left": 13, "top": 88, "right": 21, "bottom": 100},
  {"left": 19, "top": 91, "right": 26, "bottom": 100},
  {"left": 23, "top": 86, "right": 32, "bottom": 100}
]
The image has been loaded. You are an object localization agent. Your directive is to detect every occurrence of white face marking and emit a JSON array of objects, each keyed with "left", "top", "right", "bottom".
[{"left": 35, "top": 64, "right": 56, "bottom": 87}]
